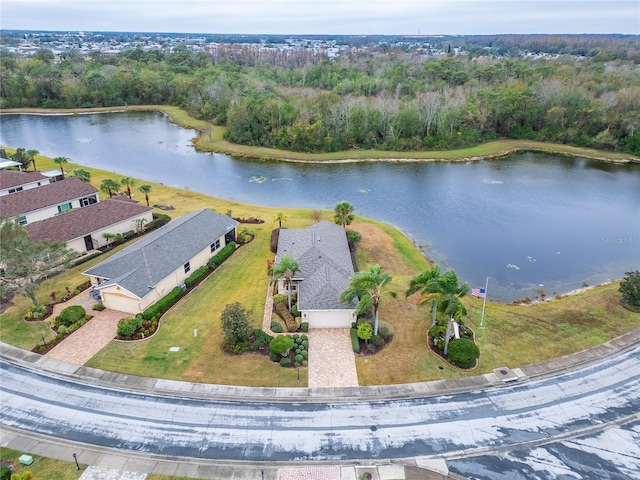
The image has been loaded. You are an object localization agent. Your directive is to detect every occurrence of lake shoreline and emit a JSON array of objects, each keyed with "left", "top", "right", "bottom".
[{"left": 2, "top": 105, "right": 638, "bottom": 165}]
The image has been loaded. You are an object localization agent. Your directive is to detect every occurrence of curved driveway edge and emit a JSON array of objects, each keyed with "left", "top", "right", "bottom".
[{"left": 1, "top": 327, "right": 639, "bottom": 402}]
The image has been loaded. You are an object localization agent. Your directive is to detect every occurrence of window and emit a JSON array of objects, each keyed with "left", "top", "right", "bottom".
[
  {"left": 8, "top": 187, "right": 23, "bottom": 194},
  {"left": 18, "top": 215, "right": 27, "bottom": 226},
  {"left": 79, "top": 195, "right": 97, "bottom": 207},
  {"left": 57, "top": 202, "right": 72, "bottom": 214},
  {"left": 210, "top": 238, "right": 221, "bottom": 253},
  {"left": 184, "top": 262, "right": 191, "bottom": 274}
]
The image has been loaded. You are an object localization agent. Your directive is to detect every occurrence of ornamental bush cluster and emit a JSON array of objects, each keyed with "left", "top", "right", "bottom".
[
  {"left": 269, "top": 334, "right": 309, "bottom": 367},
  {"left": 208, "top": 241, "right": 236, "bottom": 269}
]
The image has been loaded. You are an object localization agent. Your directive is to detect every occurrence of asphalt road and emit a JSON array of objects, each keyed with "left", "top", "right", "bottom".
[{"left": 1, "top": 346, "right": 639, "bottom": 477}]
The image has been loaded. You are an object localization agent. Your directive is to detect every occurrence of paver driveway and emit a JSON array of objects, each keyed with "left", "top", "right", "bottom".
[
  {"left": 307, "top": 328, "right": 359, "bottom": 388},
  {"left": 46, "top": 289, "right": 128, "bottom": 365}
]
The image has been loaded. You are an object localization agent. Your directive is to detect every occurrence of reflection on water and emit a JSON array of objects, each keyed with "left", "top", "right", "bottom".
[{"left": 1, "top": 111, "right": 639, "bottom": 302}]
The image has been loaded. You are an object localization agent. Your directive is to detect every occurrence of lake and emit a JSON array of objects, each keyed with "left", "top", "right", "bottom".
[{"left": 1, "top": 111, "right": 638, "bottom": 302}]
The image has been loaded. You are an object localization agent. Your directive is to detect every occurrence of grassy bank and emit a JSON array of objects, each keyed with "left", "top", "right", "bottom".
[
  {"left": 2, "top": 105, "right": 638, "bottom": 164},
  {"left": 0, "top": 150, "right": 638, "bottom": 387}
]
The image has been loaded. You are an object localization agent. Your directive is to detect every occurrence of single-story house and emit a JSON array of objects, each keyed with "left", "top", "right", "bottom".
[
  {"left": 0, "top": 170, "right": 50, "bottom": 196},
  {"left": 275, "top": 221, "right": 356, "bottom": 328},
  {"left": 25, "top": 197, "right": 154, "bottom": 253},
  {"left": 83, "top": 209, "right": 239, "bottom": 314},
  {"left": 0, "top": 177, "right": 98, "bottom": 225}
]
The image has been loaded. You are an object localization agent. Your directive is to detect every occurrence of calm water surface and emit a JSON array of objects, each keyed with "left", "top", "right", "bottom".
[{"left": 1, "top": 111, "right": 639, "bottom": 302}]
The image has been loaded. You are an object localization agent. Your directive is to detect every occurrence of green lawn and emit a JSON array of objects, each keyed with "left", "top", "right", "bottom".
[
  {"left": 1, "top": 128, "right": 638, "bottom": 388},
  {"left": 0, "top": 448, "right": 81, "bottom": 480}
]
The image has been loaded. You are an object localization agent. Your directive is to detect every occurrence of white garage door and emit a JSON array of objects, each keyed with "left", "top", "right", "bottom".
[{"left": 305, "top": 310, "right": 354, "bottom": 329}]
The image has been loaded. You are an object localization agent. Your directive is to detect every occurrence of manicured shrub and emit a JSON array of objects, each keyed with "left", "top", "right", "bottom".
[
  {"left": 301, "top": 339, "right": 309, "bottom": 349},
  {"left": 184, "top": 265, "right": 210, "bottom": 288},
  {"left": 92, "top": 303, "right": 106, "bottom": 311},
  {"left": 291, "top": 303, "right": 300, "bottom": 317},
  {"left": 275, "top": 302, "right": 298, "bottom": 332},
  {"left": 301, "top": 322, "right": 309, "bottom": 332},
  {"left": 372, "top": 335, "right": 386, "bottom": 347},
  {"left": 447, "top": 338, "right": 480, "bottom": 368},
  {"left": 280, "top": 357, "right": 292, "bottom": 367},
  {"left": 301, "top": 350, "right": 308, "bottom": 359},
  {"left": 428, "top": 325, "right": 447, "bottom": 340},
  {"left": 57, "top": 305, "right": 86, "bottom": 327},
  {"left": 145, "top": 213, "right": 171, "bottom": 231},
  {"left": 143, "top": 286, "right": 183, "bottom": 320},
  {"left": 294, "top": 354, "right": 303, "bottom": 364},
  {"left": 378, "top": 321, "right": 394, "bottom": 342},
  {"left": 270, "top": 321, "right": 283, "bottom": 333},
  {"left": 292, "top": 334, "right": 300, "bottom": 341},
  {"left": 367, "top": 344, "right": 377, "bottom": 354},
  {"left": 269, "top": 334, "right": 295, "bottom": 356},
  {"left": 207, "top": 241, "right": 236, "bottom": 269},
  {"left": 357, "top": 322, "right": 373, "bottom": 343},
  {"left": 117, "top": 316, "right": 144, "bottom": 338},
  {"left": 252, "top": 329, "right": 273, "bottom": 350},
  {"left": 351, "top": 322, "right": 357, "bottom": 329},
  {"left": 1, "top": 466, "right": 11, "bottom": 480},
  {"left": 269, "top": 351, "right": 280, "bottom": 362},
  {"left": 350, "top": 328, "right": 360, "bottom": 353},
  {"left": 270, "top": 228, "right": 280, "bottom": 253},
  {"left": 272, "top": 294, "right": 288, "bottom": 305}
]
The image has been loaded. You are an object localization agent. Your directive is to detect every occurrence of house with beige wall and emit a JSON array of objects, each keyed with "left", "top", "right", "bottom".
[
  {"left": 275, "top": 221, "right": 356, "bottom": 328},
  {"left": 25, "top": 197, "right": 153, "bottom": 253},
  {"left": 83, "top": 209, "right": 239, "bottom": 314},
  {"left": 0, "top": 176, "right": 98, "bottom": 225}
]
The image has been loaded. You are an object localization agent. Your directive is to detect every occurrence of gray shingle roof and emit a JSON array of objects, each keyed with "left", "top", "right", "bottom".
[
  {"left": 25, "top": 197, "right": 153, "bottom": 243},
  {"left": 84, "top": 209, "right": 239, "bottom": 299},
  {"left": 277, "top": 221, "right": 355, "bottom": 310},
  {"left": 0, "top": 177, "right": 98, "bottom": 217}
]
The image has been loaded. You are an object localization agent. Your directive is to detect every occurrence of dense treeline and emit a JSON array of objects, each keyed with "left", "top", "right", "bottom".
[{"left": 1, "top": 42, "right": 639, "bottom": 155}]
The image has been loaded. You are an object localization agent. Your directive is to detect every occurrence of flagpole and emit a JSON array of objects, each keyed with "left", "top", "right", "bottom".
[{"left": 480, "top": 276, "right": 489, "bottom": 328}]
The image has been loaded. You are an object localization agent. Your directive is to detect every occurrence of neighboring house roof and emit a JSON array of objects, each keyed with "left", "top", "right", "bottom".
[
  {"left": 277, "top": 221, "right": 355, "bottom": 311},
  {"left": 84, "top": 209, "right": 239, "bottom": 299},
  {"left": 0, "top": 177, "right": 98, "bottom": 217},
  {"left": 0, "top": 160, "right": 22, "bottom": 170},
  {"left": 0, "top": 170, "right": 48, "bottom": 189},
  {"left": 24, "top": 197, "right": 153, "bottom": 243}
]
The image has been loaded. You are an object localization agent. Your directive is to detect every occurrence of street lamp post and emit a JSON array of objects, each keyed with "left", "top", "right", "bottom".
[{"left": 72, "top": 453, "right": 79, "bottom": 470}]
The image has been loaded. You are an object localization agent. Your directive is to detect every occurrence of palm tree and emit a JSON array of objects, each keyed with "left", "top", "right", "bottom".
[
  {"left": 340, "top": 264, "right": 396, "bottom": 336},
  {"left": 269, "top": 253, "right": 300, "bottom": 311},
  {"left": 100, "top": 179, "right": 120, "bottom": 198},
  {"left": 333, "top": 201, "right": 355, "bottom": 229},
  {"left": 102, "top": 232, "right": 116, "bottom": 249},
  {"left": 120, "top": 177, "right": 136, "bottom": 199},
  {"left": 138, "top": 184, "right": 152, "bottom": 206},
  {"left": 71, "top": 169, "right": 91, "bottom": 183},
  {"left": 406, "top": 265, "right": 442, "bottom": 327},
  {"left": 432, "top": 270, "right": 468, "bottom": 356},
  {"left": 25, "top": 149, "right": 39, "bottom": 171},
  {"left": 53, "top": 156, "right": 68, "bottom": 178},
  {"left": 273, "top": 211, "right": 287, "bottom": 228}
]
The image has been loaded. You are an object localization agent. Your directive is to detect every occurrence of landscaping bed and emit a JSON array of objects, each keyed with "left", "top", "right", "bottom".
[
  {"left": 31, "top": 305, "right": 92, "bottom": 354},
  {"left": 427, "top": 323, "right": 479, "bottom": 370}
]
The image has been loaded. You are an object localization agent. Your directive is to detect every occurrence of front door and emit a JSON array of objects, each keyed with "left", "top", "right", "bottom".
[{"left": 84, "top": 235, "right": 94, "bottom": 251}]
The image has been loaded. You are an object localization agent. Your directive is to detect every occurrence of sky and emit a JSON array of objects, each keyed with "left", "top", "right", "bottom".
[{"left": 1, "top": 0, "right": 638, "bottom": 36}]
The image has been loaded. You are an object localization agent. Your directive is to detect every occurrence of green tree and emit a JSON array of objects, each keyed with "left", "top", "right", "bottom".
[
  {"left": 71, "top": 168, "right": 91, "bottom": 183},
  {"left": 9, "top": 148, "right": 31, "bottom": 170},
  {"left": 220, "top": 302, "right": 253, "bottom": 352},
  {"left": 340, "top": 264, "right": 396, "bottom": 336},
  {"left": 25, "top": 149, "right": 39, "bottom": 171},
  {"left": 53, "top": 156, "right": 68, "bottom": 178},
  {"left": 431, "top": 269, "right": 468, "bottom": 356},
  {"left": 100, "top": 178, "right": 120, "bottom": 198},
  {"left": 333, "top": 201, "right": 355, "bottom": 229},
  {"left": 619, "top": 270, "right": 640, "bottom": 307},
  {"left": 120, "top": 176, "right": 136, "bottom": 199},
  {"left": 138, "top": 184, "right": 152, "bottom": 206},
  {"left": 273, "top": 211, "right": 287, "bottom": 228},
  {"left": 0, "top": 218, "right": 74, "bottom": 308},
  {"left": 269, "top": 253, "right": 300, "bottom": 311},
  {"left": 406, "top": 265, "right": 442, "bottom": 327}
]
